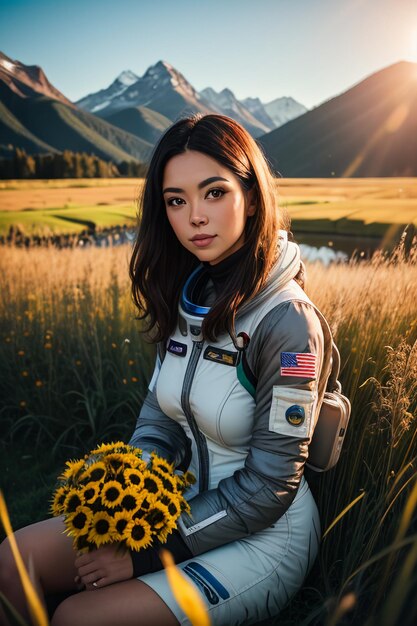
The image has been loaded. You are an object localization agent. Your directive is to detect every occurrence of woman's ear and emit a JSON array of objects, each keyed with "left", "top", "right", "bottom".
[{"left": 246, "top": 187, "right": 257, "bottom": 216}]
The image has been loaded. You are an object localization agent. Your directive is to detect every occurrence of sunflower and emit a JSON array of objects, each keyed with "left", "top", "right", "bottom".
[
  {"left": 75, "top": 533, "right": 95, "bottom": 554},
  {"left": 142, "top": 470, "right": 164, "bottom": 497},
  {"left": 90, "top": 442, "right": 122, "bottom": 455},
  {"left": 150, "top": 454, "right": 174, "bottom": 475},
  {"left": 104, "top": 453, "right": 126, "bottom": 475},
  {"left": 119, "top": 487, "right": 143, "bottom": 512},
  {"left": 65, "top": 506, "right": 93, "bottom": 537},
  {"left": 123, "top": 468, "right": 144, "bottom": 490},
  {"left": 101, "top": 480, "right": 124, "bottom": 508},
  {"left": 179, "top": 498, "right": 192, "bottom": 515},
  {"left": 113, "top": 510, "right": 132, "bottom": 540},
  {"left": 158, "top": 523, "right": 176, "bottom": 544},
  {"left": 160, "top": 491, "right": 182, "bottom": 519},
  {"left": 79, "top": 461, "right": 107, "bottom": 484},
  {"left": 124, "top": 517, "right": 153, "bottom": 551},
  {"left": 153, "top": 470, "right": 178, "bottom": 494},
  {"left": 51, "top": 444, "right": 194, "bottom": 554},
  {"left": 50, "top": 485, "right": 69, "bottom": 516},
  {"left": 144, "top": 501, "right": 171, "bottom": 530},
  {"left": 64, "top": 488, "right": 84, "bottom": 514},
  {"left": 88, "top": 511, "right": 114, "bottom": 547},
  {"left": 81, "top": 481, "right": 100, "bottom": 505},
  {"left": 135, "top": 491, "right": 160, "bottom": 517},
  {"left": 182, "top": 471, "right": 197, "bottom": 485},
  {"left": 59, "top": 459, "right": 85, "bottom": 483},
  {"left": 122, "top": 453, "right": 145, "bottom": 470}
]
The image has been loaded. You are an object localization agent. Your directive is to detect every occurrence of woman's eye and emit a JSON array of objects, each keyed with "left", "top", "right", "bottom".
[
  {"left": 166, "top": 197, "right": 184, "bottom": 207},
  {"left": 207, "top": 188, "right": 225, "bottom": 199}
]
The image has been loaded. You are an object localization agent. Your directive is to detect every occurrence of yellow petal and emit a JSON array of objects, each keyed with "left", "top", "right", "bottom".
[
  {"left": 0, "top": 491, "right": 49, "bottom": 626},
  {"left": 159, "top": 549, "right": 210, "bottom": 626}
]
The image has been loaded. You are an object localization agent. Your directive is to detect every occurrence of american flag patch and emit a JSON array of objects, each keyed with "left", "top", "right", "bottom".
[{"left": 280, "top": 352, "right": 317, "bottom": 378}]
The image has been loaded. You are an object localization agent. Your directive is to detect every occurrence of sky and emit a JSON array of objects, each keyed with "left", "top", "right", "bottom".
[{"left": 1, "top": 0, "right": 417, "bottom": 109}]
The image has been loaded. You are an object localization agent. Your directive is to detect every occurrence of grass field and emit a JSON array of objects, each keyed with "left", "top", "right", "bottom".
[
  {"left": 1, "top": 178, "right": 416, "bottom": 240},
  {"left": 1, "top": 239, "right": 417, "bottom": 625}
]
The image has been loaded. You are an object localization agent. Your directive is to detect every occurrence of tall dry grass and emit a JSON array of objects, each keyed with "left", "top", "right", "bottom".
[
  {"left": 0, "top": 241, "right": 416, "bottom": 625},
  {"left": 0, "top": 245, "right": 154, "bottom": 454}
]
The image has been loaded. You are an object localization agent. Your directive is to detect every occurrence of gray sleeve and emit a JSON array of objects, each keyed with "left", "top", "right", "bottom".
[
  {"left": 177, "top": 301, "right": 326, "bottom": 556},
  {"left": 128, "top": 353, "right": 192, "bottom": 472}
]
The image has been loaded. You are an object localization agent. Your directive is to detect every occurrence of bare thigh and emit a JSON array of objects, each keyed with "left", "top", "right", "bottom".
[
  {"left": 1, "top": 515, "right": 78, "bottom": 594},
  {"left": 51, "top": 579, "right": 180, "bottom": 626}
]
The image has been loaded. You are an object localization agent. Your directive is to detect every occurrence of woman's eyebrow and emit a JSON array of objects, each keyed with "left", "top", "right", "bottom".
[{"left": 163, "top": 176, "right": 229, "bottom": 194}]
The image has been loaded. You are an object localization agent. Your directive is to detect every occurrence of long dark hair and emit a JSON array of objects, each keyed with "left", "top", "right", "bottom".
[{"left": 129, "top": 113, "right": 288, "bottom": 344}]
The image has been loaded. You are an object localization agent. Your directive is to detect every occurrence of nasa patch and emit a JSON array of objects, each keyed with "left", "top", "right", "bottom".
[
  {"left": 285, "top": 405, "right": 305, "bottom": 427},
  {"left": 268, "top": 386, "right": 318, "bottom": 438},
  {"left": 167, "top": 339, "right": 187, "bottom": 357}
]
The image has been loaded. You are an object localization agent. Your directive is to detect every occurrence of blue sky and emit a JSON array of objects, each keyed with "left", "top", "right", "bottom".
[{"left": 1, "top": 0, "right": 417, "bottom": 109}]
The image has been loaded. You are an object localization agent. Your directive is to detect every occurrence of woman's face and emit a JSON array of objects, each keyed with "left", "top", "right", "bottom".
[{"left": 163, "top": 150, "right": 256, "bottom": 265}]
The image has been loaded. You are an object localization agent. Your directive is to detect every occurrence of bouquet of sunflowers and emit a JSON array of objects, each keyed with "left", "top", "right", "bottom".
[{"left": 50, "top": 441, "right": 195, "bottom": 553}]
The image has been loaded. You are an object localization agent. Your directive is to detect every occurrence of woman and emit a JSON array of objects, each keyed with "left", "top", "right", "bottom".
[{"left": 0, "top": 113, "right": 331, "bottom": 626}]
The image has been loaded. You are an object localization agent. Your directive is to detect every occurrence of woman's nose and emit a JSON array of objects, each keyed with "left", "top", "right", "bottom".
[{"left": 190, "top": 210, "right": 208, "bottom": 226}]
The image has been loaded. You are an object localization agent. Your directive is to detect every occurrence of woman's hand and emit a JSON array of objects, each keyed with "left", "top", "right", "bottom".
[{"left": 74, "top": 544, "right": 134, "bottom": 591}]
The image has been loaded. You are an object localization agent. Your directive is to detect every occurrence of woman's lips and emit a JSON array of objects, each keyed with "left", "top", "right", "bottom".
[{"left": 191, "top": 235, "right": 216, "bottom": 248}]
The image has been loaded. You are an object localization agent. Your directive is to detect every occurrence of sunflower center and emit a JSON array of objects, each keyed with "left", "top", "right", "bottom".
[
  {"left": 121, "top": 495, "right": 137, "bottom": 511},
  {"left": 105, "top": 487, "right": 120, "bottom": 502},
  {"left": 84, "top": 488, "right": 95, "bottom": 501},
  {"left": 128, "top": 473, "right": 141, "bottom": 485},
  {"left": 131, "top": 524, "right": 145, "bottom": 541},
  {"left": 146, "top": 509, "right": 165, "bottom": 525},
  {"left": 116, "top": 519, "right": 128, "bottom": 534},
  {"left": 95, "top": 519, "right": 110, "bottom": 535},
  {"left": 168, "top": 502, "right": 178, "bottom": 516},
  {"left": 160, "top": 476, "right": 175, "bottom": 491},
  {"left": 144, "top": 477, "right": 158, "bottom": 493},
  {"left": 67, "top": 494, "right": 82, "bottom": 513},
  {"left": 90, "top": 468, "right": 105, "bottom": 481},
  {"left": 73, "top": 512, "right": 87, "bottom": 529}
]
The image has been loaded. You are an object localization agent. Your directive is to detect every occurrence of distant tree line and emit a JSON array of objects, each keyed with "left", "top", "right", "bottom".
[{"left": 0, "top": 148, "right": 149, "bottom": 179}]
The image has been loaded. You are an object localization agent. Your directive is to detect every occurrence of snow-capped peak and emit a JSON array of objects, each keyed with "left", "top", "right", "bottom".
[
  {"left": 116, "top": 70, "right": 139, "bottom": 87},
  {"left": 0, "top": 58, "right": 15, "bottom": 72}
]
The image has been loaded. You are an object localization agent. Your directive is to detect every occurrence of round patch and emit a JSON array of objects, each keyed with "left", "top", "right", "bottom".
[{"left": 285, "top": 405, "right": 305, "bottom": 427}]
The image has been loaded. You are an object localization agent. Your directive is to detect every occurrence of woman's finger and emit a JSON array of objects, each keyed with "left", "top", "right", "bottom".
[
  {"left": 74, "top": 552, "right": 95, "bottom": 569},
  {"left": 85, "top": 577, "right": 110, "bottom": 591},
  {"left": 80, "top": 570, "right": 103, "bottom": 585},
  {"left": 77, "top": 561, "right": 100, "bottom": 577}
]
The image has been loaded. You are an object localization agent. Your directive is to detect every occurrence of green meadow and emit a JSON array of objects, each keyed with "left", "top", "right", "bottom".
[{"left": 1, "top": 179, "right": 416, "bottom": 247}]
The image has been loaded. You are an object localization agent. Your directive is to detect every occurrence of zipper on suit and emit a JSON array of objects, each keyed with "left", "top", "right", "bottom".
[{"left": 180, "top": 339, "right": 209, "bottom": 493}]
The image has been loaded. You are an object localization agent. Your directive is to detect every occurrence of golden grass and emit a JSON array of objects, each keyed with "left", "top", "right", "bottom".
[
  {"left": 1, "top": 178, "right": 416, "bottom": 227},
  {"left": 1, "top": 241, "right": 417, "bottom": 625},
  {"left": 0, "top": 179, "right": 144, "bottom": 212},
  {"left": 0, "top": 492, "right": 48, "bottom": 626}
]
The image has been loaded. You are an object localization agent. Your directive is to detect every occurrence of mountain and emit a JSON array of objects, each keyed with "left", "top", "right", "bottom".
[
  {"left": 74, "top": 70, "right": 139, "bottom": 114},
  {"left": 4, "top": 51, "right": 412, "bottom": 177},
  {"left": 199, "top": 87, "right": 271, "bottom": 137},
  {"left": 76, "top": 60, "right": 308, "bottom": 139},
  {"left": 0, "top": 55, "right": 153, "bottom": 163},
  {"left": 0, "top": 51, "right": 74, "bottom": 107},
  {"left": 263, "top": 96, "right": 308, "bottom": 128},
  {"left": 259, "top": 61, "right": 417, "bottom": 177},
  {"left": 239, "top": 96, "right": 277, "bottom": 130},
  {"left": 76, "top": 60, "right": 213, "bottom": 120},
  {"left": 103, "top": 105, "right": 172, "bottom": 144}
]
